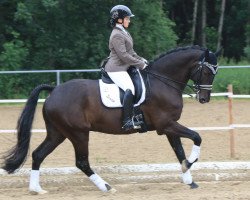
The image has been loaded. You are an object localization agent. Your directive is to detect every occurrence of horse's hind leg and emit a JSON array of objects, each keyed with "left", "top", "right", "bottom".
[
  {"left": 70, "top": 132, "right": 116, "bottom": 193},
  {"left": 30, "top": 124, "right": 65, "bottom": 194}
]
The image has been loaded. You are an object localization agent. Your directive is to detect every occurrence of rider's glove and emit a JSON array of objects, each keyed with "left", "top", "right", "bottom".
[
  {"left": 142, "top": 63, "right": 148, "bottom": 70},
  {"left": 141, "top": 58, "right": 149, "bottom": 65}
]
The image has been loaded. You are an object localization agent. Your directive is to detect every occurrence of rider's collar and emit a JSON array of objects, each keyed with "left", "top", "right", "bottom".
[{"left": 115, "top": 24, "right": 128, "bottom": 35}]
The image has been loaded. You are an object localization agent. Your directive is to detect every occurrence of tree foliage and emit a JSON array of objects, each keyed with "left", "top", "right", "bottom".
[
  {"left": 0, "top": 0, "right": 250, "bottom": 98},
  {"left": 163, "top": 0, "right": 249, "bottom": 61},
  {"left": 0, "top": 31, "right": 28, "bottom": 70},
  {"left": 1, "top": 0, "right": 249, "bottom": 70},
  {"left": 0, "top": 0, "right": 177, "bottom": 71}
]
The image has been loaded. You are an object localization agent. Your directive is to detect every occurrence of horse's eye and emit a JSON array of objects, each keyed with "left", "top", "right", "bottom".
[{"left": 203, "top": 69, "right": 210, "bottom": 75}]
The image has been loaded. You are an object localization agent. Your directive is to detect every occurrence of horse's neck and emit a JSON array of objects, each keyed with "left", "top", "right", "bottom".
[{"left": 152, "top": 50, "right": 201, "bottom": 83}]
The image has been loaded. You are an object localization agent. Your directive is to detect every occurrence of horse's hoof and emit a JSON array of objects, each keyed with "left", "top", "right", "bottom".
[
  {"left": 30, "top": 189, "right": 48, "bottom": 195},
  {"left": 189, "top": 182, "right": 199, "bottom": 189},
  {"left": 108, "top": 188, "right": 117, "bottom": 194}
]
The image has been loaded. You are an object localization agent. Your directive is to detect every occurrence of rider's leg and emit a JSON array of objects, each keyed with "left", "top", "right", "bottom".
[
  {"left": 107, "top": 71, "right": 140, "bottom": 131},
  {"left": 121, "top": 89, "right": 140, "bottom": 130},
  {"left": 107, "top": 71, "right": 135, "bottom": 94}
]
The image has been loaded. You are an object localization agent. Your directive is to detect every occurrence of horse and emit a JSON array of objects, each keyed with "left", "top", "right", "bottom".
[{"left": 2, "top": 46, "right": 219, "bottom": 194}]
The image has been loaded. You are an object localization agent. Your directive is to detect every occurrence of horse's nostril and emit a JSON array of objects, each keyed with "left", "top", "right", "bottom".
[{"left": 200, "top": 98, "right": 206, "bottom": 103}]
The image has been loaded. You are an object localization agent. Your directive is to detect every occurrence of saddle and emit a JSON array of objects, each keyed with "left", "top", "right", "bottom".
[
  {"left": 101, "top": 67, "right": 144, "bottom": 104},
  {"left": 99, "top": 67, "right": 147, "bottom": 133}
]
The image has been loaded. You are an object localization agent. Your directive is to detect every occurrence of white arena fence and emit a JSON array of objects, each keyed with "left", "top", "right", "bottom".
[
  {"left": 0, "top": 65, "right": 249, "bottom": 85},
  {"left": 0, "top": 91, "right": 250, "bottom": 124},
  {"left": 0, "top": 66, "right": 250, "bottom": 158},
  {"left": 0, "top": 88, "right": 250, "bottom": 158},
  {"left": 1, "top": 162, "right": 250, "bottom": 184}
]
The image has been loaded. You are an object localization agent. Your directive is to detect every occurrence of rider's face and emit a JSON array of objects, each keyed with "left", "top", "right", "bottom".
[
  {"left": 118, "top": 17, "right": 130, "bottom": 28},
  {"left": 123, "top": 17, "right": 130, "bottom": 28}
]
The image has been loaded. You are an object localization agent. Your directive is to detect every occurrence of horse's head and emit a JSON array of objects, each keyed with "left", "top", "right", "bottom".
[{"left": 190, "top": 49, "right": 219, "bottom": 104}]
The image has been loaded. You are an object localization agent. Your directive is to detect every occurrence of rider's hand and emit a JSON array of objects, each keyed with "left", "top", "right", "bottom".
[{"left": 141, "top": 58, "right": 149, "bottom": 65}]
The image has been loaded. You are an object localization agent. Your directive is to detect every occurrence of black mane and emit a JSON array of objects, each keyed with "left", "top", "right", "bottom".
[{"left": 152, "top": 45, "right": 207, "bottom": 63}]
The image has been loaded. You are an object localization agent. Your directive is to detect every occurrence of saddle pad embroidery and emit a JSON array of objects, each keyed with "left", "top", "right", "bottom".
[{"left": 99, "top": 74, "right": 146, "bottom": 108}]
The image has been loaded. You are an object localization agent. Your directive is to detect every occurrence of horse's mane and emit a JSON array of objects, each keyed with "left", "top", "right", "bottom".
[{"left": 152, "top": 45, "right": 207, "bottom": 63}]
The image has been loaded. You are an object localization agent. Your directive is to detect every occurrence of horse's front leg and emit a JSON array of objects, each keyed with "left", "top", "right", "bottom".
[
  {"left": 168, "top": 122, "right": 201, "bottom": 170},
  {"left": 166, "top": 134, "right": 198, "bottom": 189},
  {"left": 163, "top": 122, "right": 202, "bottom": 188}
]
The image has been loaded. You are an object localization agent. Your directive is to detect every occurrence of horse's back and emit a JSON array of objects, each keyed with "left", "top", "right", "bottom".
[
  {"left": 47, "top": 79, "right": 98, "bottom": 104},
  {"left": 43, "top": 79, "right": 100, "bottom": 129}
]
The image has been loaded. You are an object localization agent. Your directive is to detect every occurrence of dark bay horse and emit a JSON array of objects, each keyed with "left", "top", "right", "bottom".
[{"left": 2, "top": 46, "right": 218, "bottom": 194}]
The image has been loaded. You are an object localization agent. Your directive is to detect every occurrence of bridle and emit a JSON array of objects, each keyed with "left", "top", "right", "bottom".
[
  {"left": 190, "top": 58, "right": 218, "bottom": 93},
  {"left": 143, "top": 55, "right": 218, "bottom": 97}
]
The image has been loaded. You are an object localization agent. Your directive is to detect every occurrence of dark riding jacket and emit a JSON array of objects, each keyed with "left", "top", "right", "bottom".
[{"left": 105, "top": 26, "right": 145, "bottom": 72}]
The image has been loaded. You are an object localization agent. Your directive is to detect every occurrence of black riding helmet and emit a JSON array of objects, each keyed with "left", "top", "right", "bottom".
[{"left": 110, "top": 5, "right": 135, "bottom": 27}]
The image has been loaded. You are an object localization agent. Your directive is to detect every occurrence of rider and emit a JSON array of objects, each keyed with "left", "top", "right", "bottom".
[{"left": 105, "top": 5, "right": 148, "bottom": 131}]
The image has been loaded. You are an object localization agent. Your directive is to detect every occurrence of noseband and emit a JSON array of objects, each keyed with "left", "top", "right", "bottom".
[{"left": 191, "top": 58, "right": 218, "bottom": 93}]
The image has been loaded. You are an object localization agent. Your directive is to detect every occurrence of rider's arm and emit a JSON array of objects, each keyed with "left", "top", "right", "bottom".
[{"left": 111, "top": 35, "right": 145, "bottom": 70}]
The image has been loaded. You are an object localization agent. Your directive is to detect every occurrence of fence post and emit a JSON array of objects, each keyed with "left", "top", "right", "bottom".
[
  {"left": 56, "top": 70, "right": 60, "bottom": 85},
  {"left": 228, "top": 84, "right": 235, "bottom": 158}
]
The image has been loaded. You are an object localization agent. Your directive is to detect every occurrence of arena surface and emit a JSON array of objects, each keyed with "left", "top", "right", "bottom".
[{"left": 0, "top": 99, "right": 250, "bottom": 199}]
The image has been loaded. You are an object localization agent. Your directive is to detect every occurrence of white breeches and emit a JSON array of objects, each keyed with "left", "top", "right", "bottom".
[{"left": 107, "top": 71, "right": 135, "bottom": 95}]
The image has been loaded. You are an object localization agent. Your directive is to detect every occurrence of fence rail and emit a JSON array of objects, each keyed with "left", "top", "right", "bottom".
[
  {"left": 0, "top": 65, "right": 249, "bottom": 85},
  {"left": 0, "top": 66, "right": 250, "bottom": 158},
  {"left": 0, "top": 92, "right": 249, "bottom": 104},
  {"left": 0, "top": 69, "right": 100, "bottom": 86}
]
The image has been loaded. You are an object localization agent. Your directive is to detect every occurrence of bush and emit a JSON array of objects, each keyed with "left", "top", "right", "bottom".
[
  {"left": 213, "top": 68, "right": 250, "bottom": 94},
  {"left": 0, "top": 32, "right": 28, "bottom": 70}
]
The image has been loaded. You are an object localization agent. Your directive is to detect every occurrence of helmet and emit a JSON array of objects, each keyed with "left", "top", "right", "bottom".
[{"left": 110, "top": 5, "right": 135, "bottom": 27}]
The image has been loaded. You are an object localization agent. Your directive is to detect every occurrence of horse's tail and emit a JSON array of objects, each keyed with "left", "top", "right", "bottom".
[{"left": 2, "top": 84, "right": 55, "bottom": 174}]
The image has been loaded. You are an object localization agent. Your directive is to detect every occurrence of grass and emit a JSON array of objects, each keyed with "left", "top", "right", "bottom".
[{"left": 213, "top": 68, "right": 250, "bottom": 94}]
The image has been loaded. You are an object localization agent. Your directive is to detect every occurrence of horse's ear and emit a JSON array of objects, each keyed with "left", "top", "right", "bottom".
[
  {"left": 215, "top": 48, "right": 222, "bottom": 57},
  {"left": 205, "top": 49, "right": 210, "bottom": 60}
]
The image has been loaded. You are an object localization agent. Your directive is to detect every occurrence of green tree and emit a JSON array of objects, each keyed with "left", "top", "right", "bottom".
[
  {"left": 0, "top": 0, "right": 178, "bottom": 98},
  {"left": 0, "top": 0, "right": 19, "bottom": 53},
  {"left": 223, "top": 0, "right": 249, "bottom": 61},
  {"left": 130, "top": 0, "right": 177, "bottom": 59},
  {"left": 0, "top": 31, "right": 28, "bottom": 70},
  {"left": 2, "top": 0, "right": 177, "bottom": 70},
  {"left": 244, "top": 24, "right": 250, "bottom": 61},
  {"left": 243, "top": 0, "right": 250, "bottom": 61}
]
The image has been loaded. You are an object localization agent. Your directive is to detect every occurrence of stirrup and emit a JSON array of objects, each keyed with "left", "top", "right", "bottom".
[
  {"left": 132, "top": 116, "right": 143, "bottom": 129},
  {"left": 122, "top": 118, "right": 141, "bottom": 131}
]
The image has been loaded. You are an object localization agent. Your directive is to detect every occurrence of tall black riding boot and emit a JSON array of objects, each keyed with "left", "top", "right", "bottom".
[{"left": 122, "top": 89, "right": 141, "bottom": 131}]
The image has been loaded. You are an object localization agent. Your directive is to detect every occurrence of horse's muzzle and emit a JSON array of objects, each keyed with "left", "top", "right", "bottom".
[
  {"left": 196, "top": 91, "right": 211, "bottom": 104},
  {"left": 199, "top": 97, "right": 208, "bottom": 104}
]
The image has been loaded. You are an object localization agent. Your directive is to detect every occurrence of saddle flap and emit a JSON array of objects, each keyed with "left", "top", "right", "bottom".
[{"left": 99, "top": 69, "right": 146, "bottom": 108}]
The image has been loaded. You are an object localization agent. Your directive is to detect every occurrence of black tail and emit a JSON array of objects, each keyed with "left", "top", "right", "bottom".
[{"left": 2, "top": 84, "right": 55, "bottom": 173}]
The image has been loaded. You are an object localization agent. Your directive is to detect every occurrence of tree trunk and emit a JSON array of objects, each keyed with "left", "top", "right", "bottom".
[
  {"left": 217, "top": 0, "right": 226, "bottom": 51},
  {"left": 191, "top": 0, "right": 199, "bottom": 44},
  {"left": 201, "top": 0, "right": 207, "bottom": 47}
]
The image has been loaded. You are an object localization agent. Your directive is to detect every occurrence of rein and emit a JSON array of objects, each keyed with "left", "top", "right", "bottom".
[
  {"left": 143, "top": 58, "right": 218, "bottom": 98},
  {"left": 143, "top": 68, "right": 195, "bottom": 97}
]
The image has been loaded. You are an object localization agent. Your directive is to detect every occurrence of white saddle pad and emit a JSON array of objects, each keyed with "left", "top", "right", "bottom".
[{"left": 99, "top": 74, "right": 146, "bottom": 108}]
